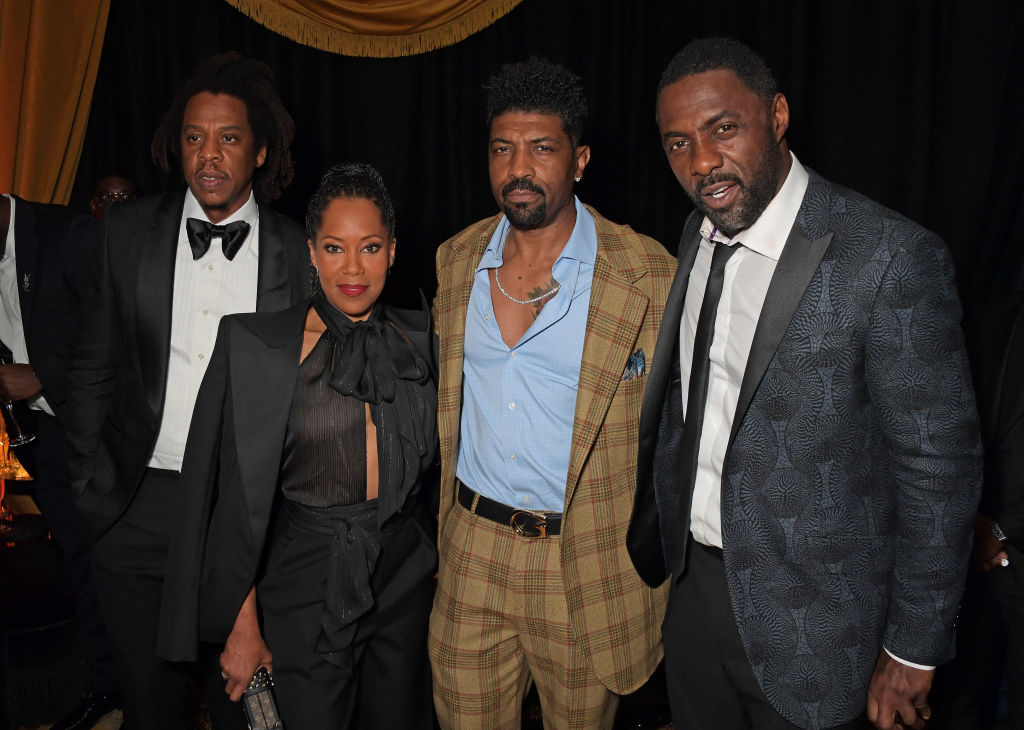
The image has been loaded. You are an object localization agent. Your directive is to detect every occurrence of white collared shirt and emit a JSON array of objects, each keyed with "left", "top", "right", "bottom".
[
  {"left": 681, "top": 153, "right": 808, "bottom": 548},
  {"left": 148, "top": 190, "right": 260, "bottom": 470},
  {"left": 0, "top": 195, "right": 54, "bottom": 416}
]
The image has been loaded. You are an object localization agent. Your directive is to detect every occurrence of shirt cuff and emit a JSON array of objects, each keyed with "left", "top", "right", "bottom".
[
  {"left": 27, "top": 393, "right": 54, "bottom": 418},
  {"left": 884, "top": 646, "right": 935, "bottom": 671}
]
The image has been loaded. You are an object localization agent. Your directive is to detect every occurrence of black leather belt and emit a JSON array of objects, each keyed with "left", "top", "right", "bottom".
[
  {"left": 694, "top": 539, "right": 723, "bottom": 560},
  {"left": 457, "top": 482, "right": 562, "bottom": 538}
]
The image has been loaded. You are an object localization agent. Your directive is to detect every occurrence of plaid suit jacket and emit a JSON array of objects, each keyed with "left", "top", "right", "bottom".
[{"left": 434, "top": 205, "right": 676, "bottom": 693}]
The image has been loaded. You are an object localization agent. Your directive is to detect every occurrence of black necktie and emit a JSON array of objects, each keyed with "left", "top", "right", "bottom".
[
  {"left": 673, "top": 238, "right": 739, "bottom": 575},
  {"left": 185, "top": 218, "right": 251, "bottom": 261}
]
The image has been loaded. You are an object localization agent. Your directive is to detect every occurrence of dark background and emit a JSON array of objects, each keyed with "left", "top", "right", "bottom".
[{"left": 71, "top": 0, "right": 1024, "bottom": 310}]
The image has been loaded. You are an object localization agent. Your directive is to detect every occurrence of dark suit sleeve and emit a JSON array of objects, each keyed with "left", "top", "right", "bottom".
[
  {"left": 63, "top": 213, "right": 120, "bottom": 491},
  {"left": 967, "top": 294, "right": 1024, "bottom": 547},
  {"left": 866, "top": 228, "right": 983, "bottom": 665},
  {"left": 156, "top": 316, "right": 231, "bottom": 662},
  {"left": 43, "top": 213, "right": 98, "bottom": 412},
  {"left": 997, "top": 420, "right": 1024, "bottom": 546}
]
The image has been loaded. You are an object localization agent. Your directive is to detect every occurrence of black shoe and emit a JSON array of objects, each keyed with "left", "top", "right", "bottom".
[{"left": 51, "top": 690, "right": 122, "bottom": 730}]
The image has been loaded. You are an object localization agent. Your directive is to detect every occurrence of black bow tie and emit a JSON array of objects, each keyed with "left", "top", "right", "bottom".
[{"left": 185, "top": 218, "right": 251, "bottom": 261}]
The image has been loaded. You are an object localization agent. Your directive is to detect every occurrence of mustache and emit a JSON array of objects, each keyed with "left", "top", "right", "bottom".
[
  {"left": 502, "top": 178, "right": 545, "bottom": 198},
  {"left": 697, "top": 173, "right": 743, "bottom": 196}
]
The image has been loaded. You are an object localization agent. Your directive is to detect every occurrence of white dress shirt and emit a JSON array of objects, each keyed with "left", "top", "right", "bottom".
[
  {"left": 148, "top": 190, "right": 260, "bottom": 470},
  {"left": 682, "top": 153, "right": 808, "bottom": 549},
  {"left": 678, "top": 154, "right": 931, "bottom": 671},
  {"left": 0, "top": 195, "right": 54, "bottom": 416}
]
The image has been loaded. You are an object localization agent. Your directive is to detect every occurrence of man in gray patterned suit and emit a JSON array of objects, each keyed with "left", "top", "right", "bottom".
[{"left": 627, "top": 38, "right": 982, "bottom": 730}]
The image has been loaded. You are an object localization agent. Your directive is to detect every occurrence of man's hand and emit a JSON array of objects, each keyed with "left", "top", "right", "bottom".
[
  {"left": 970, "top": 514, "right": 1009, "bottom": 571},
  {"left": 220, "top": 587, "right": 272, "bottom": 702},
  {"left": 0, "top": 363, "right": 42, "bottom": 402},
  {"left": 866, "top": 651, "right": 933, "bottom": 729}
]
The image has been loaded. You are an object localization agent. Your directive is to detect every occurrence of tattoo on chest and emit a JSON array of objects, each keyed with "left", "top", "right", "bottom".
[{"left": 529, "top": 277, "right": 559, "bottom": 320}]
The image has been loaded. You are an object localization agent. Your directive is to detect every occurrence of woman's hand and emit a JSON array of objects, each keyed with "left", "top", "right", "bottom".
[{"left": 220, "top": 587, "right": 273, "bottom": 702}]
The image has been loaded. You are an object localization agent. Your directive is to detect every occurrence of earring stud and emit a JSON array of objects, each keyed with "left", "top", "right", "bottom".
[{"left": 574, "top": 177, "right": 581, "bottom": 182}]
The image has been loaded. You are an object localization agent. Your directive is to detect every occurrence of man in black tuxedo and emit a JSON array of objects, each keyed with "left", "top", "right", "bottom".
[
  {"left": 627, "top": 38, "right": 981, "bottom": 730},
  {"left": 932, "top": 291, "right": 1024, "bottom": 729},
  {"left": 0, "top": 194, "right": 120, "bottom": 729},
  {"left": 64, "top": 53, "right": 310, "bottom": 729}
]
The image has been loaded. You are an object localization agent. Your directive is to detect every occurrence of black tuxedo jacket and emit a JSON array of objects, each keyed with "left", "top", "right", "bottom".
[
  {"left": 64, "top": 189, "right": 311, "bottom": 543},
  {"left": 3, "top": 197, "right": 96, "bottom": 475},
  {"left": 155, "top": 300, "right": 436, "bottom": 663},
  {"left": 967, "top": 293, "right": 1024, "bottom": 552},
  {"left": 629, "top": 170, "right": 982, "bottom": 729}
]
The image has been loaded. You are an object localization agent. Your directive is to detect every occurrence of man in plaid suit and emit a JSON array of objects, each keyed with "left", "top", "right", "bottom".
[{"left": 428, "top": 57, "right": 676, "bottom": 728}]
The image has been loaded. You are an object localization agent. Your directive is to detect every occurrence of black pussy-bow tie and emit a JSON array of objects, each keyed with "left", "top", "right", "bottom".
[{"left": 185, "top": 218, "right": 251, "bottom": 261}]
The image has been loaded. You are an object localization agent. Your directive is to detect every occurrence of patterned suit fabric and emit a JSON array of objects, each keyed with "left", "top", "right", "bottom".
[
  {"left": 645, "top": 171, "right": 982, "bottom": 729},
  {"left": 432, "top": 206, "right": 675, "bottom": 694}
]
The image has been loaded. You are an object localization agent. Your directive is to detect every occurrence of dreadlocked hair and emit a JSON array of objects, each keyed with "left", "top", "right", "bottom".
[
  {"left": 151, "top": 52, "right": 295, "bottom": 203},
  {"left": 484, "top": 56, "right": 588, "bottom": 148},
  {"left": 305, "top": 162, "right": 396, "bottom": 241}
]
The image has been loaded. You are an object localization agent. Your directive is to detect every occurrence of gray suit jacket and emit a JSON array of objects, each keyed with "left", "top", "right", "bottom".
[
  {"left": 630, "top": 170, "right": 982, "bottom": 728},
  {"left": 64, "top": 189, "right": 311, "bottom": 543}
]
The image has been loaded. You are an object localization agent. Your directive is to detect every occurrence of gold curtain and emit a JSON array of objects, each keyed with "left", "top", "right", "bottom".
[
  {"left": 224, "top": 0, "right": 525, "bottom": 57},
  {"left": 0, "top": 0, "right": 110, "bottom": 204}
]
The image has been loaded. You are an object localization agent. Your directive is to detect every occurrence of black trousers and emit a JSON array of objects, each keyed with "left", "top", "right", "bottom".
[
  {"left": 21, "top": 413, "right": 119, "bottom": 695},
  {"left": 90, "top": 468, "right": 246, "bottom": 730},
  {"left": 663, "top": 539, "right": 869, "bottom": 730},
  {"left": 258, "top": 499, "right": 436, "bottom": 729},
  {"left": 931, "top": 553, "right": 1023, "bottom": 729}
]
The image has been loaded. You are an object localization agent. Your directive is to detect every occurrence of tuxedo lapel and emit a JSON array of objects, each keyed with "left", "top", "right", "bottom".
[
  {"left": 229, "top": 307, "right": 304, "bottom": 540},
  {"left": 564, "top": 235, "right": 649, "bottom": 507},
  {"left": 256, "top": 205, "right": 293, "bottom": 313},
  {"left": 730, "top": 221, "right": 832, "bottom": 444},
  {"left": 136, "top": 190, "right": 184, "bottom": 418},
  {"left": 12, "top": 197, "right": 38, "bottom": 343}
]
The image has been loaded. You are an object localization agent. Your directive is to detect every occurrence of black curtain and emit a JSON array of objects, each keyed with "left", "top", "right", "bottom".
[{"left": 72, "top": 0, "right": 1024, "bottom": 309}]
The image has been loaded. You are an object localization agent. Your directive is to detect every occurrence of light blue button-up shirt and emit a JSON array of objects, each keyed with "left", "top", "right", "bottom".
[{"left": 456, "top": 198, "right": 596, "bottom": 512}]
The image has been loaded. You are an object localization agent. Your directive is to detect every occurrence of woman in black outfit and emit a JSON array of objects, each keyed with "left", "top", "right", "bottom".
[{"left": 158, "top": 163, "right": 438, "bottom": 728}]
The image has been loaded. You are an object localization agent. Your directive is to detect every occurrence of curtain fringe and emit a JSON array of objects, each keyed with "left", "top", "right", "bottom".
[{"left": 223, "top": 0, "right": 526, "bottom": 58}]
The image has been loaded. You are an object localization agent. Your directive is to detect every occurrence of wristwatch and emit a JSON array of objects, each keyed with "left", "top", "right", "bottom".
[{"left": 992, "top": 520, "right": 1008, "bottom": 543}]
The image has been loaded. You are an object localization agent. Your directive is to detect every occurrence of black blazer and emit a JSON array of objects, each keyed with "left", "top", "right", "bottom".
[
  {"left": 5, "top": 197, "right": 96, "bottom": 414},
  {"left": 64, "top": 189, "right": 311, "bottom": 543},
  {"left": 967, "top": 293, "right": 1024, "bottom": 551},
  {"left": 3, "top": 197, "right": 96, "bottom": 475},
  {"left": 155, "top": 299, "right": 436, "bottom": 663}
]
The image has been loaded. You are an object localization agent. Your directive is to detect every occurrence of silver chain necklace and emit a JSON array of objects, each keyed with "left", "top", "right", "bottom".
[
  {"left": 494, "top": 267, "right": 560, "bottom": 305},
  {"left": 493, "top": 225, "right": 560, "bottom": 305}
]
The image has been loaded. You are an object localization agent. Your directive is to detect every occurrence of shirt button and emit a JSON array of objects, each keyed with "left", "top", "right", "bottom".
[
  {"left": 510, "top": 352, "right": 517, "bottom": 359},
  {"left": 508, "top": 402, "right": 515, "bottom": 410},
  {"left": 208, "top": 264, "right": 215, "bottom": 271},
  {"left": 201, "top": 308, "right": 209, "bottom": 316},
  {"left": 484, "top": 314, "right": 490, "bottom": 321},
  {"left": 523, "top": 495, "right": 531, "bottom": 504},
  {"left": 198, "top": 353, "right": 205, "bottom": 360},
  {"left": 509, "top": 453, "right": 516, "bottom": 461}
]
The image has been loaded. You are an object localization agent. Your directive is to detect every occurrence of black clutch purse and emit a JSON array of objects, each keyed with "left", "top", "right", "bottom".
[{"left": 242, "top": 667, "right": 284, "bottom": 730}]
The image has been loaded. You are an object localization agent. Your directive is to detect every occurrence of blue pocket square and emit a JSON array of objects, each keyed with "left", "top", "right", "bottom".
[{"left": 622, "top": 349, "right": 646, "bottom": 381}]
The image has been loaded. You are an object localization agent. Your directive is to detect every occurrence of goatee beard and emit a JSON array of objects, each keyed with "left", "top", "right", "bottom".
[
  {"left": 693, "top": 146, "right": 783, "bottom": 237},
  {"left": 501, "top": 179, "right": 547, "bottom": 230}
]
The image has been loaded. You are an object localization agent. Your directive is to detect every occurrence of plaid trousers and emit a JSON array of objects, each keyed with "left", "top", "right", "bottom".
[{"left": 428, "top": 498, "right": 618, "bottom": 729}]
